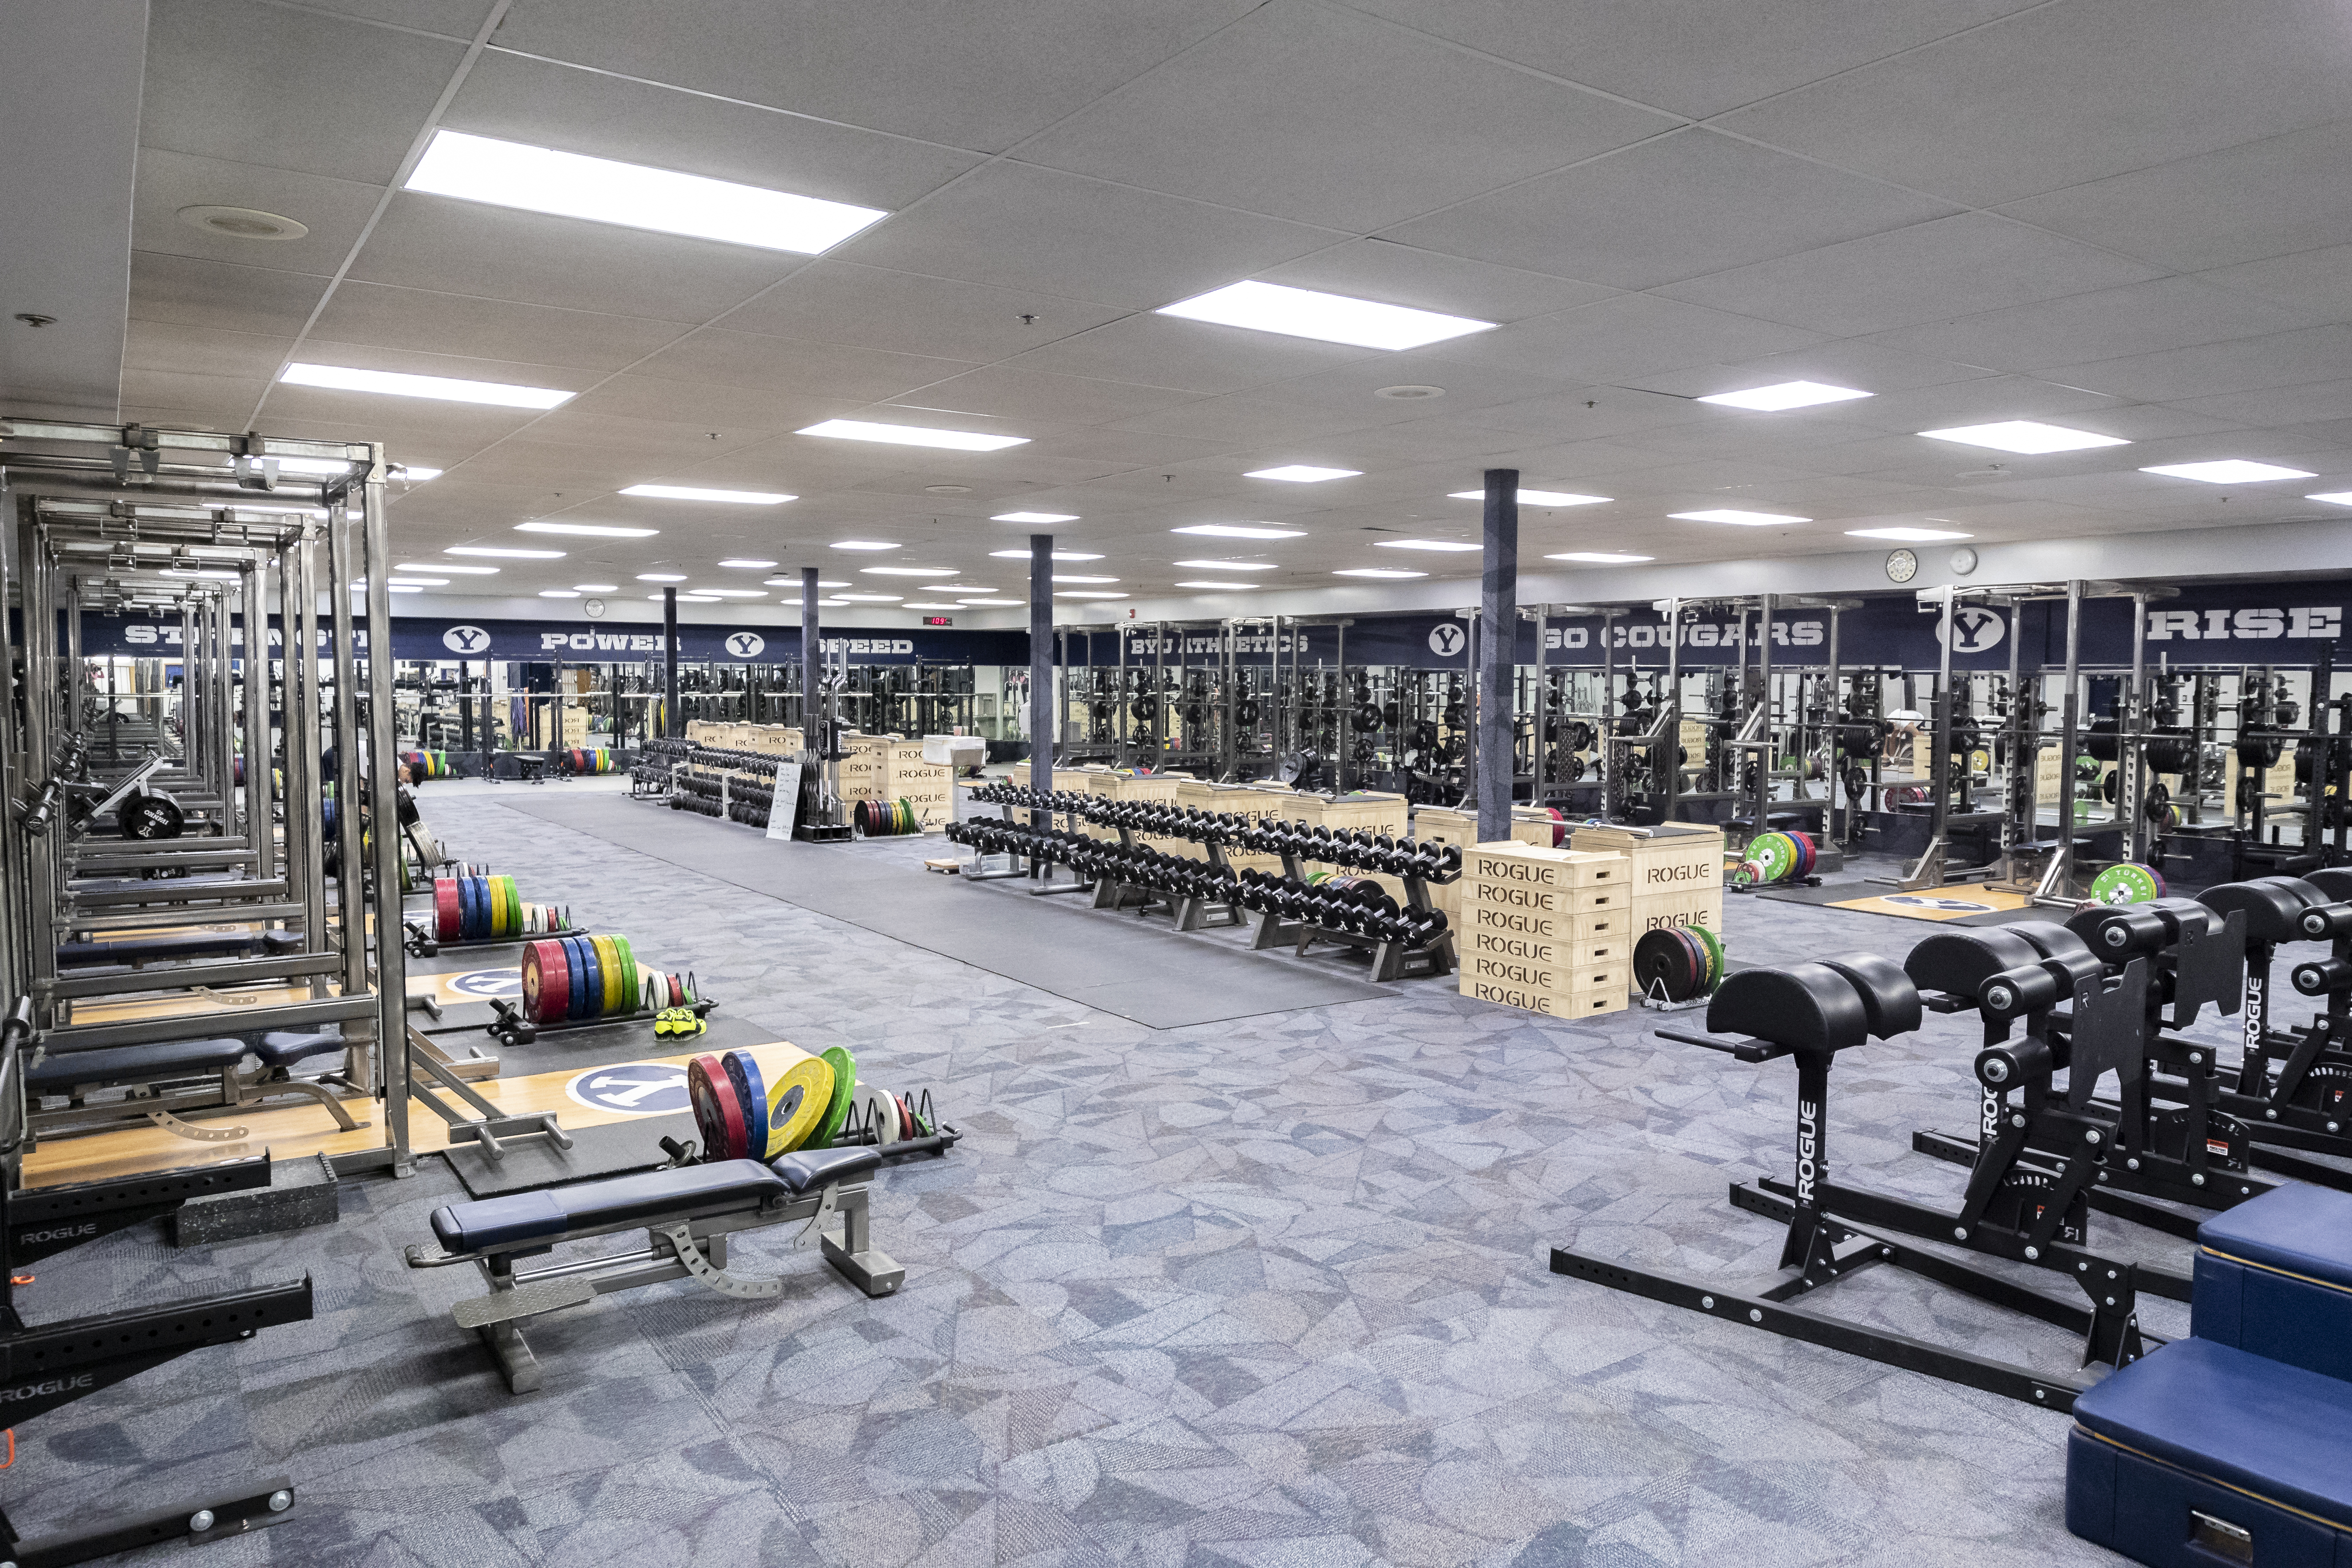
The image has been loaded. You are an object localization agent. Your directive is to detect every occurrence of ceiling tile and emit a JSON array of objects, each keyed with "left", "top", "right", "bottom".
[
  {"left": 292, "top": 0, "right": 498, "bottom": 35},
  {"left": 441, "top": 48, "right": 982, "bottom": 213},
  {"left": 882, "top": 366, "right": 1201, "bottom": 427},
  {"left": 556, "top": 375, "right": 836, "bottom": 432},
  {"left": 129, "top": 253, "right": 330, "bottom": 337},
  {"left": 131, "top": 149, "right": 383, "bottom": 276},
  {"left": 493, "top": 0, "right": 1260, "bottom": 153},
  {"left": 1659, "top": 214, "right": 2166, "bottom": 336},
  {"left": 1997, "top": 118, "right": 2352, "bottom": 274},
  {"left": 1257, "top": 240, "right": 1615, "bottom": 325},
  {"left": 2194, "top": 245, "right": 2352, "bottom": 321},
  {"left": 720, "top": 262, "right": 1124, "bottom": 363},
  {"left": 1632, "top": 341, "right": 1996, "bottom": 400},
  {"left": 118, "top": 368, "right": 267, "bottom": 423},
  {"left": 1711, "top": 0, "right": 2352, "bottom": 207},
  {"left": 1861, "top": 276, "right": 2323, "bottom": 374},
  {"left": 260, "top": 384, "right": 549, "bottom": 445},
  {"left": 2164, "top": 379, "right": 2352, "bottom": 430},
  {"left": 997, "top": 315, "right": 1376, "bottom": 396},
  {"left": 123, "top": 320, "right": 295, "bottom": 380},
  {"left": 349, "top": 193, "right": 805, "bottom": 318},
  {"left": 632, "top": 329, "right": 974, "bottom": 405},
  {"left": 1107, "top": 395, "right": 1394, "bottom": 446},
  {"left": 1385, "top": 129, "right": 1957, "bottom": 290},
  {"left": 1335, "top": 0, "right": 2034, "bottom": 120},
  {"left": 2040, "top": 327, "right": 2352, "bottom": 403},
  {"left": 831, "top": 162, "right": 1336, "bottom": 312},
  {"left": 143, "top": 0, "right": 467, "bottom": 184},
  {"left": 1439, "top": 293, "right": 1825, "bottom": 383},
  {"left": 310, "top": 281, "right": 691, "bottom": 371},
  {"left": 1016, "top": 0, "right": 1669, "bottom": 231}
]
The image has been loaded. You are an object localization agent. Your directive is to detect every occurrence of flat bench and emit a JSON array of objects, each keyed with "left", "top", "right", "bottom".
[
  {"left": 28, "top": 1028, "right": 362, "bottom": 1143},
  {"left": 55, "top": 930, "right": 302, "bottom": 968},
  {"left": 409, "top": 1142, "right": 933, "bottom": 1393}
]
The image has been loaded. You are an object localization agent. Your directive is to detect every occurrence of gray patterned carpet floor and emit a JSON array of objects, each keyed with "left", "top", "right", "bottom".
[{"left": 32, "top": 782, "right": 2304, "bottom": 1565}]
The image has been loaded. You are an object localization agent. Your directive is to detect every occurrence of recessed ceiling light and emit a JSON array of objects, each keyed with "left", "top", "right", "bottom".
[
  {"left": 407, "top": 562, "right": 498, "bottom": 575},
  {"left": 391, "top": 465, "right": 442, "bottom": 482},
  {"left": 1055, "top": 575, "right": 1118, "bottom": 584},
  {"left": 539, "top": 589, "right": 581, "bottom": 598},
  {"left": 1919, "top": 421, "right": 2131, "bottom": 454},
  {"left": 799, "top": 419, "right": 1027, "bottom": 452},
  {"left": 831, "top": 540, "right": 899, "bottom": 551},
  {"left": 1173, "top": 560, "right": 1277, "bottom": 571},
  {"left": 403, "top": 129, "right": 887, "bottom": 254},
  {"left": 836, "top": 592, "right": 902, "bottom": 602},
  {"left": 1698, "top": 380, "right": 1872, "bottom": 411},
  {"left": 1176, "top": 581, "right": 1260, "bottom": 590},
  {"left": 620, "top": 485, "right": 794, "bottom": 505},
  {"left": 573, "top": 583, "right": 618, "bottom": 591},
  {"left": 991, "top": 510, "right": 1077, "bottom": 523},
  {"left": 2309, "top": 492, "right": 2352, "bottom": 506},
  {"left": 1173, "top": 524, "right": 1306, "bottom": 540},
  {"left": 1671, "top": 509, "right": 1810, "bottom": 526},
  {"left": 388, "top": 577, "right": 447, "bottom": 587},
  {"left": 921, "top": 585, "right": 993, "bottom": 593},
  {"left": 388, "top": 585, "right": 423, "bottom": 594},
  {"left": 449, "top": 545, "right": 564, "bottom": 558},
  {"left": 1546, "top": 552, "right": 1652, "bottom": 564},
  {"left": 815, "top": 597, "right": 852, "bottom": 606},
  {"left": 958, "top": 598, "right": 1023, "bottom": 606},
  {"left": 695, "top": 588, "right": 767, "bottom": 598},
  {"left": 764, "top": 577, "right": 852, "bottom": 588},
  {"left": 902, "top": 602, "right": 965, "bottom": 610},
  {"left": 1376, "top": 539, "right": 1481, "bottom": 552},
  {"left": 515, "top": 521, "right": 657, "bottom": 537},
  {"left": 861, "top": 565, "right": 957, "bottom": 577},
  {"left": 1156, "top": 280, "right": 1494, "bottom": 351},
  {"left": 281, "top": 363, "right": 573, "bottom": 410},
  {"left": 637, "top": 573, "right": 688, "bottom": 582},
  {"left": 262, "top": 456, "right": 355, "bottom": 476},
  {"left": 1447, "top": 489, "right": 1610, "bottom": 507},
  {"left": 1847, "top": 527, "right": 1973, "bottom": 541},
  {"left": 1057, "top": 591, "right": 1128, "bottom": 599},
  {"left": 177, "top": 204, "right": 308, "bottom": 241},
  {"left": 2141, "top": 459, "right": 2315, "bottom": 483},
  {"left": 718, "top": 558, "right": 778, "bottom": 569},
  {"left": 1334, "top": 568, "right": 1426, "bottom": 579},
  {"left": 679, "top": 593, "right": 720, "bottom": 603},
  {"left": 990, "top": 549, "right": 1101, "bottom": 561},
  {"left": 1246, "top": 465, "right": 1360, "bottom": 482}
]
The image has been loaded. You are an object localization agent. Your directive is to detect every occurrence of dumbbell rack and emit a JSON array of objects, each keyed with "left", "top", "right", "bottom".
[
  {"left": 1087, "top": 825, "right": 1245, "bottom": 931},
  {"left": 1247, "top": 849, "right": 1453, "bottom": 982}
]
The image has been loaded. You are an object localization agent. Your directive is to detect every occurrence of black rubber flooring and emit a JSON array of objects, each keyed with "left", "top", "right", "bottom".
[{"left": 497, "top": 795, "right": 1394, "bottom": 1028}]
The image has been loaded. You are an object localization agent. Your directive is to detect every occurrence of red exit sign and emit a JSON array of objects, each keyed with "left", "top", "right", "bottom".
[{"left": 922, "top": 615, "right": 952, "bottom": 626}]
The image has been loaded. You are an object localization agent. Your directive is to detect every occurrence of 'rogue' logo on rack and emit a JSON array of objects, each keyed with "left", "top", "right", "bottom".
[
  {"left": 443, "top": 625, "right": 490, "bottom": 654},
  {"left": 725, "top": 633, "right": 765, "bottom": 659},
  {"left": 1795, "top": 1099, "right": 1820, "bottom": 1203},
  {"left": 1, "top": 1372, "right": 93, "bottom": 1402},
  {"left": 18, "top": 1222, "right": 98, "bottom": 1244}
]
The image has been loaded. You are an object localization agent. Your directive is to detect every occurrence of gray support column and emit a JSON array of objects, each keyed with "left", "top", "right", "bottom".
[
  {"left": 1029, "top": 535, "right": 1053, "bottom": 818},
  {"left": 1477, "top": 468, "right": 1518, "bottom": 843},
  {"left": 800, "top": 567, "right": 820, "bottom": 740},
  {"left": 662, "top": 587, "right": 680, "bottom": 739}
]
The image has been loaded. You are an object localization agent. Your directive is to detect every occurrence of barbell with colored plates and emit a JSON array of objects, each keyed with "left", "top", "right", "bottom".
[
  {"left": 689, "top": 1047, "right": 866, "bottom": 1161},
  {"left": 521, "top": 935, "right": 700, "bottom": 1025}
]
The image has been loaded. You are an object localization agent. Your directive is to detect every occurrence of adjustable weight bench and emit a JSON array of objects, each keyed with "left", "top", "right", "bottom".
[
  {"left": 28, "top": 1027, "right": 363, "bottom": 1142},
  {"left": 408, "top": 1140, "right": 941, "bottom": 1393}
]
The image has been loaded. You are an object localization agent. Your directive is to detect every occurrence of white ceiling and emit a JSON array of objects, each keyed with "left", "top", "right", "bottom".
[{"left": 96, "top": 0, "right": 2352, "bottom": 614}]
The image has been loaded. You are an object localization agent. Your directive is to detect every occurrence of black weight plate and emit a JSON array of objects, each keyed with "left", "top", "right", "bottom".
[{"left": 1633, "top": 929, "right": 1696, "bottom": 1003}]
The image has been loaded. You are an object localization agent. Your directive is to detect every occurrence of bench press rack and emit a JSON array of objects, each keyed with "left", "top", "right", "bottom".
[
  {"left": 406, "top": 1130, "right": 956, "bottom": 1392},
  {"left": 1554, "top": 933, "right": 2194, "bottom": 1413}
]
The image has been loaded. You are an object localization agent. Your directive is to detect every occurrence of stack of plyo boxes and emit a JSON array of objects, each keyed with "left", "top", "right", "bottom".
[{"left": 1457, "top": 841, "right": 1631, "bottom": 1018}]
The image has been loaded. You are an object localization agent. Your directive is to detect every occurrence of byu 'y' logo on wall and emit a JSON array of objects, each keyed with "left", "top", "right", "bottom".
[
  {"left": 1933, "top": 607, "right": 2005, "bottom": 654},
  {"left": 1427, "top": 623, "right": 1466, "bottom": 658},
  {"left": 724, "top": 632, "right": 766, "bottom": 659},
  {"left": 443, "top": 624, "right": 490, "bottom": 654}
]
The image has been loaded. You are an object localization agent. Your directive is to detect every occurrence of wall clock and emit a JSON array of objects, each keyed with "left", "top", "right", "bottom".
[{"left": 1885, "top": 548, "right": 1918, "bottom": 584}]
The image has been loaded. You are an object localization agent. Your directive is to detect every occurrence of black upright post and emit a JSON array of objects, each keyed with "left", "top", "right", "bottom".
[
  {"left": 662, "top": 587, "right": 680, "bottom": 739},
  {"left": 1478, "top": 468, "right": 1518, "bottom": 845},
  {"left": 801, "top": 566, "right": 820, "bottom": 738},
  {"left": 1031, "top": 535, "right": 1054, "bottom": 825}
]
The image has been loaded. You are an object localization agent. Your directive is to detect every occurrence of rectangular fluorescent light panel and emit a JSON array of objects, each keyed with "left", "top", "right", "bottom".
[
  {"left": 1177, "top": 581, "right": 1258, "bottom": 590},
  {"left": 404, "top": 130, "right": 887, "bottom": 254},
  {"left": 1919, "top": 421, "right": 2130, "bottom": 454},
  {"left": 620, "top": 485, "right": 794, "bottom": 505},
  {"left": 1448, "top": 489, "right": 1610, "bottom": 506},
  {"left": 1172, "top": 560, "right": 1277, "bottom": 571},
  {"left": 574, "top": 583, "right": 618, "bottom": 591},
  {"left": 1698, "top": 380, "right": 1872, "bottom": 411},
  {"left": 1055, "top": 575, "right": 1118, "bottom": 584},
  {"left": 1057, "top": 591, "right": 1127, "bottom": 599},
  {"left": 1158, "top": 280, "right": 1492, "bottom": 351},
  {"left": 959, "top": 598, "right": 1023, "bottom": 606},
  {"left": 799, "top": 419, "right": 1027, "bottom": 452},
  {"left": 539, "top": 589, "right": 581, "bottom": 598},
  {"left": 718, "top": 559, "right": 777, "bottom": 569},
  {"left": 1547, "top": 552, "right": 1651, "bottom": 564},
  {"left": 447, "top": 545, "right": 563, "bottom": 558},
  {"left": 831, "top": 540, "right": 898, "bottom": 551},
  {"left": 388, "top": 577, "right": 447, "bottom": 587},
  {"left": 1848, "top": 527, "right": 1971, "bottom": 541},
  {"left": 2141, "top": 459, "right": 2315, "bottom": 483},
  {"left": 1173, "top": 524, "right": 1306, "bottom": 539},
  {"left": 514, "top": 521, "right": 657, "bottom": 537},
  {"left": 991, "top": 511, "right": 1077, "bottom": 523},
  {"left": 392, "top": 465, "right": 443, "bottom": 481},
  {"left": 861, "top": 566, "right": 958, "bottom": 577},
  {"left": 2309, "top": 492, "right": 2352, "bottom": 506},
  {"left": 1246, "top": 465, "right": 1360, "bottom": 482},
  {"left": 403, "top": 562, "right": 498, "bottom": 574},
  {"left": 281, "top": 362, "right": 573, "bottom": 409},
  {"left": 694, "top": 588, "right": 767, "bottom": 598},
  {"left": 765, "top": 577, "right": 851, "bottom": 587},
  {"left": 991, "top": 549, "right": 1100, "bottom": 561},
  {"left": 836, "top": 592, "right": 901, "bottom": 602},
  {"left": 1671, "top": 509, "right": 1809, "bottom": 526},
  {"left": 637, "top": 573, "right": 687, "bottom": 582},
  {"left": 1334, "top": 568, "right": 1425, "bottom": 579},
  {"left": 1376, "top": 539, "right": 1480, "bottom": 552}
]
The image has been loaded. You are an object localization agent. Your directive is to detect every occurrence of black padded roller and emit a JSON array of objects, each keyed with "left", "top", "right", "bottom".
[
  {"left": 1905, "top": 928, "right": 2042, "bottom": 999},
  {"left": 1817, "top": 954, "right": 1922, "bottom": 1039},
  {"left": 2200, "top": 879, "right": 2312, "bottom": 945},
  {"left": 1706, "top": 963, "right": 1870, "bottom": 1056}
]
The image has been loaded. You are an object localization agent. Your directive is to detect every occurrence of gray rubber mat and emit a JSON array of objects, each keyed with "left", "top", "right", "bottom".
[
  {"left": 495, "top": 795, "right": 1394, "bottom": 1028},
  {"left": 439, "top": 1111, "right": 695, "bottom": 1198}
]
